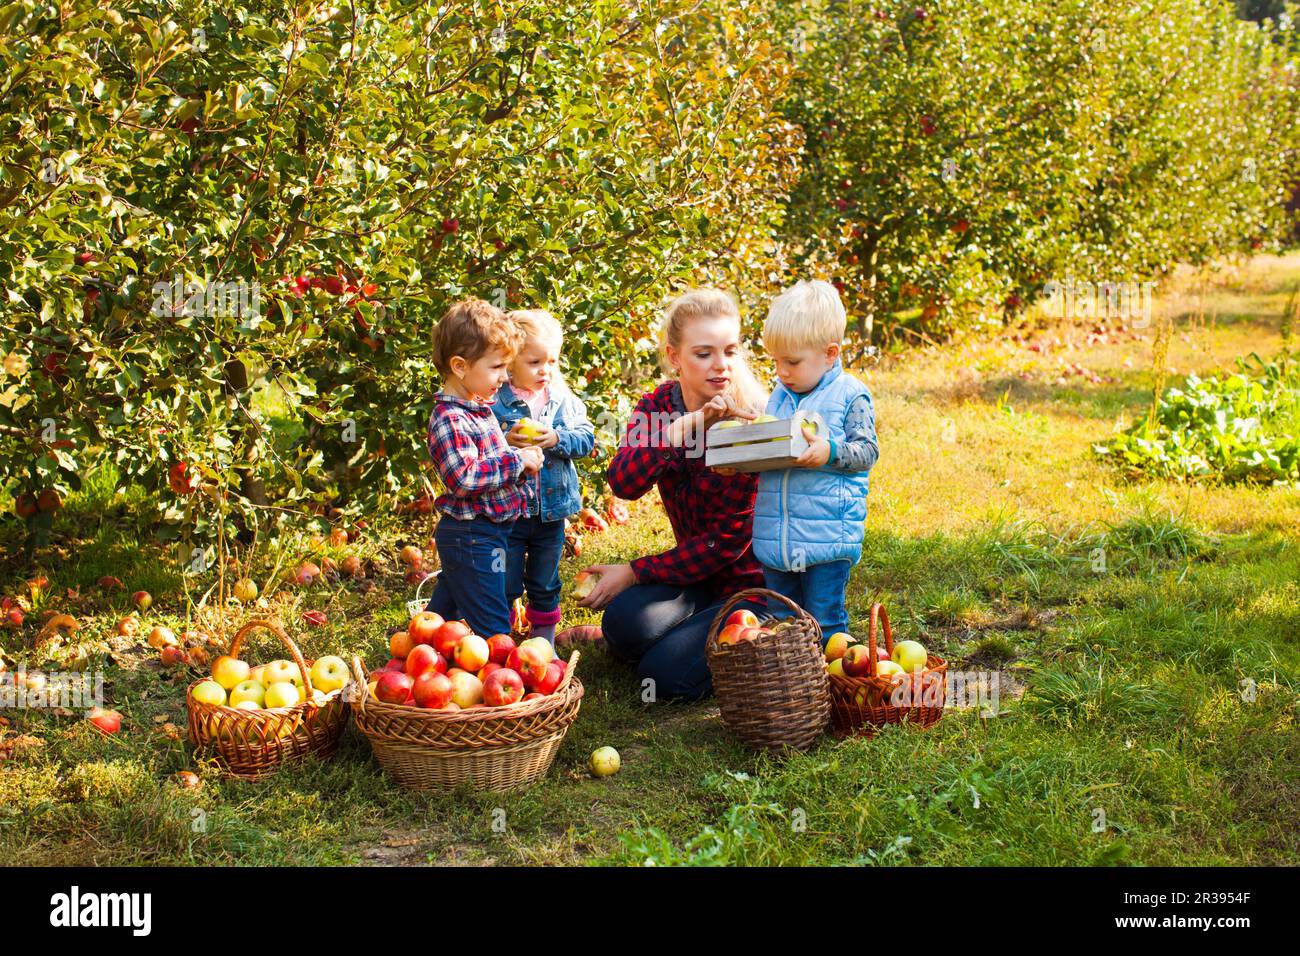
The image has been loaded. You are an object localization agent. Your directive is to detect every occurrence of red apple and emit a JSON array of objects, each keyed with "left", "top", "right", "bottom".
[
  {"left": 486, "top": 633, "right": 516, "bottom": 666},
  {"left": 433, "top": 620, "right": 472, "bottom": 659},
  {"left": 383, "top": 658, "right": 407, "bottom": 673},
  {"left": 87, "top": 707, "right": 122, "bottom": 734},
  {"left": 535, "top": 660, "right": 565, "bottom": 695},
  {"left": 389, "top": 630, "right": 415, "bottom": 659},
  {"left": 412, "top": 671, "right": 453, "bottom": 709},
  {"left": 516, "top": 644, "right": 550, "bottom": 689},
  {"left": 132, "top": 590, "right": 153, "bottom": 611},
  {"left": 408, "top": 612, "right": 447, "bottom": 647},
  {"left": 375, "top": 672, "right": 414, "bottom": 704},
  {"left": 399, "top": 545, "right": 423, "bottom": 568},
  {"left": 483, "top": 668, "right": 525, "bottom": 707},
  {"left": 725, "top": 609, "right": 759, "bottom": 630},
  {"left": 160, "top": 646, "right": 189, "bottom": 668},
  {"left": 478, "top": 661, "right": 501, "bottom": 682},
  {"left": 717, "top": 624, "right": 745, "bottom": 646},
  {"left": 875, "top": 644, "right": 891, "bottom": 662},
  {"left": 522, "top": 692, "right": 544, "bottom": 701},
  {"left": 404, "top": 644, "right": 442, "bottom": 678},
  {"left": 842, "top": 644, "right": 875, "bottom": 678}
]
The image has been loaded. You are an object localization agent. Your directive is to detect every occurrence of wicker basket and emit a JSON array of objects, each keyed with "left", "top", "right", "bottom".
[
  {"left": 704, "top": 588, "right": 831, "bottom": 753},
  {"left": 828, "top": 603, "right": 947, "bottom": 737},
  {"left": 350, "top": 651, "right": 584, "bottom": 793},
  {"left": 186, "top": 619, "right": 351, "bottom": 780}
]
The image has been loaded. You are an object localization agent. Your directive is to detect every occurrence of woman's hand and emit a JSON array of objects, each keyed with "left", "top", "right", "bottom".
[
  {"left": 665, "top": 395, "right": 756, "bottom": 447},
  {"left": 575, "top": 563, "right": 637, "bottom": 610}
]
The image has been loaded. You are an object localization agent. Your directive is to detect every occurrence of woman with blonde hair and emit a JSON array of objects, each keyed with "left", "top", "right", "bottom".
[{"left": 574, "top": 288, "right": 768, "bottom": 700}]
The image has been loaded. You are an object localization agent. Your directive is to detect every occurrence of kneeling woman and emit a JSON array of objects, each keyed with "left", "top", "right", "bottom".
[{"left": 576, "top": 289, "right": 768, "bottom": 700}]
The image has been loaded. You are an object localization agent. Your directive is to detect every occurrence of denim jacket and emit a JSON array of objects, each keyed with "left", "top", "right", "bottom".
[{"left": 491, "top": 380, "right": 595, "bottom": 522}]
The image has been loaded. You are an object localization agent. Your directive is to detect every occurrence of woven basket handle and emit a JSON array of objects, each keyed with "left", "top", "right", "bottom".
[
  {"left": 351, "top": 655, "right": 369, "bottom": 714},
  {"left": 865, "top": 603, "right": 894, "bottom": 662},
  {"left": 228, "top": 618, "right": 316, "bottom": 697},
  {"left": 705, "top": 587, "right": 814, "bottom": 653},
  {"left": 556, "top": 649, "right": 580, "bottom": 694}
]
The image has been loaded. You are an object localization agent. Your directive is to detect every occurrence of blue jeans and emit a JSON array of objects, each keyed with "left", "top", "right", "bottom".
[
  {"left": 762, "top": 559, "right": 852, "bottom": 642},
  {"left": 426, "top": 515, "right": 514, "bottom": 637},
  {"left": 506, "top": 514, "right": 565, "bottom": 612},
  {"left": 601, "top": 583, "right": 767, "bottom": 701}
]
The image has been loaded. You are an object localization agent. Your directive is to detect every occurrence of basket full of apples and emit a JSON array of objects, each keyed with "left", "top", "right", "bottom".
[
  {"left": 349, "top": 611, "right": 584, "bottom": 793},
  {"left": 185, "top": 619, "right": 352, "bottom": 780},
  {"left": 705, "top": 588, "right": 831, "bottom": 753},
  {"left": 826, "top": 603, "right": 947, "bottom": 737}
]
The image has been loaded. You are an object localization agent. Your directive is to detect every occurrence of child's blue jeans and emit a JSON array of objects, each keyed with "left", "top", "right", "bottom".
[
  {"left": 425, "top": 514, "right": 514, "bottom": 637},
  {"left": 762, "top": 559, "right": 852, "bottom": 642},
  {"left": 506, "top": 513, "right": 565, "bottom": 613}
]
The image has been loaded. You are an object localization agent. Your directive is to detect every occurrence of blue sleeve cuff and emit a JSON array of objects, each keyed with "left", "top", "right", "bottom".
[{"left": 828, "top": 438, "right": 838, "bottom": 463}]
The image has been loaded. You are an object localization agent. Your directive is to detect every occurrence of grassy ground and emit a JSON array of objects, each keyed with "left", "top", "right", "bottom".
[{"left": 1, "top": 256, "right": 1298, "bottom": 866}]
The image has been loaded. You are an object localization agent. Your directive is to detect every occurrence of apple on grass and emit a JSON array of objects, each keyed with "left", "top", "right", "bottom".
[
  {"left": 210, "top": 655, "right": 251, "bottom": 691},
  {"left": 87, "top": 707, "right": 122, "bottom": 735},
  {"left": 412, "top": 671, "right": 453, "bottom": 709},
  {"left": 310, "top": 655, "right": 349, "bottom": 693},
  {"left": 483, "top": 667, "right": 525, "bottom": 707},
  {"left": 192, "top": 679, "right": 227, "bottom": 707},
  {"left": 589, "top": 746, "right": 620, "bottom": 778}
]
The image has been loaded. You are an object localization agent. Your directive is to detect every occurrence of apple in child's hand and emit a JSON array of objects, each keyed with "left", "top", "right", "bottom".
[
  {"left": 433, "top": 620, "right": 472, "bottom": 659},
  {"left": 375, "top": 672, "right": 414, "bottom": 704},
  {"left": 408, "top": 611, "right": 444, "bottom": 647},
  {"left": 483, "top": 667, "right": 525, "bottom": 707},
  {"left": 412, "top": 671, "right": 453, "bottom": 709},
  {"left": 841, "top": 644, "right": 875, "bottom": 678},
  {"left": 454, "top": 634, "right": 490, "bottom": 673},
  {"left": 486, "top": 633, "right": 516, "bottom": 666},
  {"left": 514, "top": 417, "right": 546, "bottom": 441}
]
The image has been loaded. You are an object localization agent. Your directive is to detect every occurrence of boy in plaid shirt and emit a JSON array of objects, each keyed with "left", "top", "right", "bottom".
[{"left": 424, "top": 299, "right": 544, "bottom": 637}]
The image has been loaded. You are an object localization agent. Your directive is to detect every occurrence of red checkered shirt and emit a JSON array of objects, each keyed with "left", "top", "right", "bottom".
[
  {"left": 426, "top": 392, "right": 529, "bottom": 522},
  {"left": 607, "top": 381, "right": 764, "bottom": 597}
]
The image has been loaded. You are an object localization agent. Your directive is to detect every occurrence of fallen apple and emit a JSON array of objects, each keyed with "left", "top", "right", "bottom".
[
  {"left": 87, "top": 707, "right": 122, "bottom": 735},
  {"left": 132, "top": 590, "right": 153, "bottom": 612},
  {"left": 148, "top": 626, "right": 179, "bottom": 650},
  {"left": 589, "top": 746, "right": 620, "bottom": 778},
  {"left": 399, "top": 545, "right": 423, "bottom": 568},
  {"left": 232, "top": 578, "right": 258, "bottom": 602}
]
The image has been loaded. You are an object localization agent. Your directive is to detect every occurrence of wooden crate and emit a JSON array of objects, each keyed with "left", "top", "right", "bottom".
[{"left": 704, "top": 411, "right": 827, "bottom": 473}]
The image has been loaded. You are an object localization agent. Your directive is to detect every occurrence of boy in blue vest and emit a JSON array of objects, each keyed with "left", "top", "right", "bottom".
[{"left": 750, "top": 280, "right": 879, "bottom": 641}]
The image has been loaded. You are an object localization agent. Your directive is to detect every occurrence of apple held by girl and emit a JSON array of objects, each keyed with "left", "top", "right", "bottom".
[{"left": 372, "top": 610, "right": 569, "bottom": 709}]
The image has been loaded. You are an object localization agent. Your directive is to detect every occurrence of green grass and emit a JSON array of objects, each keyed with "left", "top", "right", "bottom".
[{"left": 2, "top": 255, "right": 1299, "bottom": 865}]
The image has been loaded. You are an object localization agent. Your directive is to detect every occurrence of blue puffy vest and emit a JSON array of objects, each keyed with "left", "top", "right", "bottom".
[{"left": 752, "top": 360, "right": 874, "bottom": 571}]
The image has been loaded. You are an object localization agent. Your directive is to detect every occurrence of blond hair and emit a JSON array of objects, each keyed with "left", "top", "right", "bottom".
[
  {"left": 763, "top": 280, "right": 847, "bottom": 355},
  {"left": 658, "top": 288, "right": 768, "bottom": 413},
  {"left": 431, "top": 298, "right": 522, "bottom": 377},
  {"left": 508, "top": 308, "right": 567, "bottom": 388}
]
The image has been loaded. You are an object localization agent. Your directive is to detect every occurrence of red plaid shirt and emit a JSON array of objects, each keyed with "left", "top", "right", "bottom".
[
  {"left": 607, "top": 381, "right": 764, "bottom": 597},
  {"left": 427, "top": 392, "right": 530, "bottom": 522}
]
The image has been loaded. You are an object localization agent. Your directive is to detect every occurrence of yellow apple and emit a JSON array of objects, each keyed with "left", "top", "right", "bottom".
[
  {"left": 310, "top": 655, "right": 348, "bottom": 694},
  {"left": 875, "top": 660, "right": 906, "bottom": 678},
  {"left": 589, "top": 746, "right": 621, "bottom": 778},
  {"left": 826, "top": 658, "right": 845, "bottom": 678},
  {"left": 891, "top": 640, "right": 929, "bottom": 674},
  {"left": 229, "top": 680, "right": 265, "bottom": 708},
  {"left": 824, "top": 632, "right": 856, "bottom": 661},
  {"left": 263, "top": 660, "right": 303, "bottom": 688},
  {"left": 449, "top": 671, "right": 483, "bottom": 708},
  {"left": 573, "top": 570, "right": 600, "bottom": 599},
  {"left": 192, "top": 679, "right": 227, "bottom": 707},
  {"left": 515, "top": 417, "right": 546, "bottom": 441},
  {"left": 518, "top": 637, "right": 555, "bottom": 665},
  {"left": 248, "top": 664, "right": 268, "bottom": 686},
  {"left": 210, "top": 655, "right": 250, "bottom": 691},
  {"left": 264, "top": 681, "right": 302, "bottom": 709},
  {"left": 715, "top": 420, "right": 743, "bottom": 430},
  {"left": 234, "top": 699, "right": 260, "bottom": 711}
]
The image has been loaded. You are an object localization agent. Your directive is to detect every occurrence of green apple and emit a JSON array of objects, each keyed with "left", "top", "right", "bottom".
[
  {"left": 264, "top": 681, "right": 302, "bottom": 709},
  {"left": 891, "top": 640, "right": 929, "bottom": 673},
  {"left": 310, "top": 655, "right": 348, "bottom": 694},
  {"left": 192, "top": 679, "right": 227, "bottom": 707},
  {"left": 263, "top": 659, "right": 303, "bottom": 688},
  {"left": 715, "top": 420, "right": 743, "bottom": 430},
  {"left": 229, "top": 680, "right": 266, "bottom": 708},
  {"left": 875, "top": 660, "right": 906, "bottom": 678},
  {"left": 589, "top": 746, "right": 621, "bottom": 778},
  {"left": 210, "top": 655, "right": 250, "bottom": 691}
]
